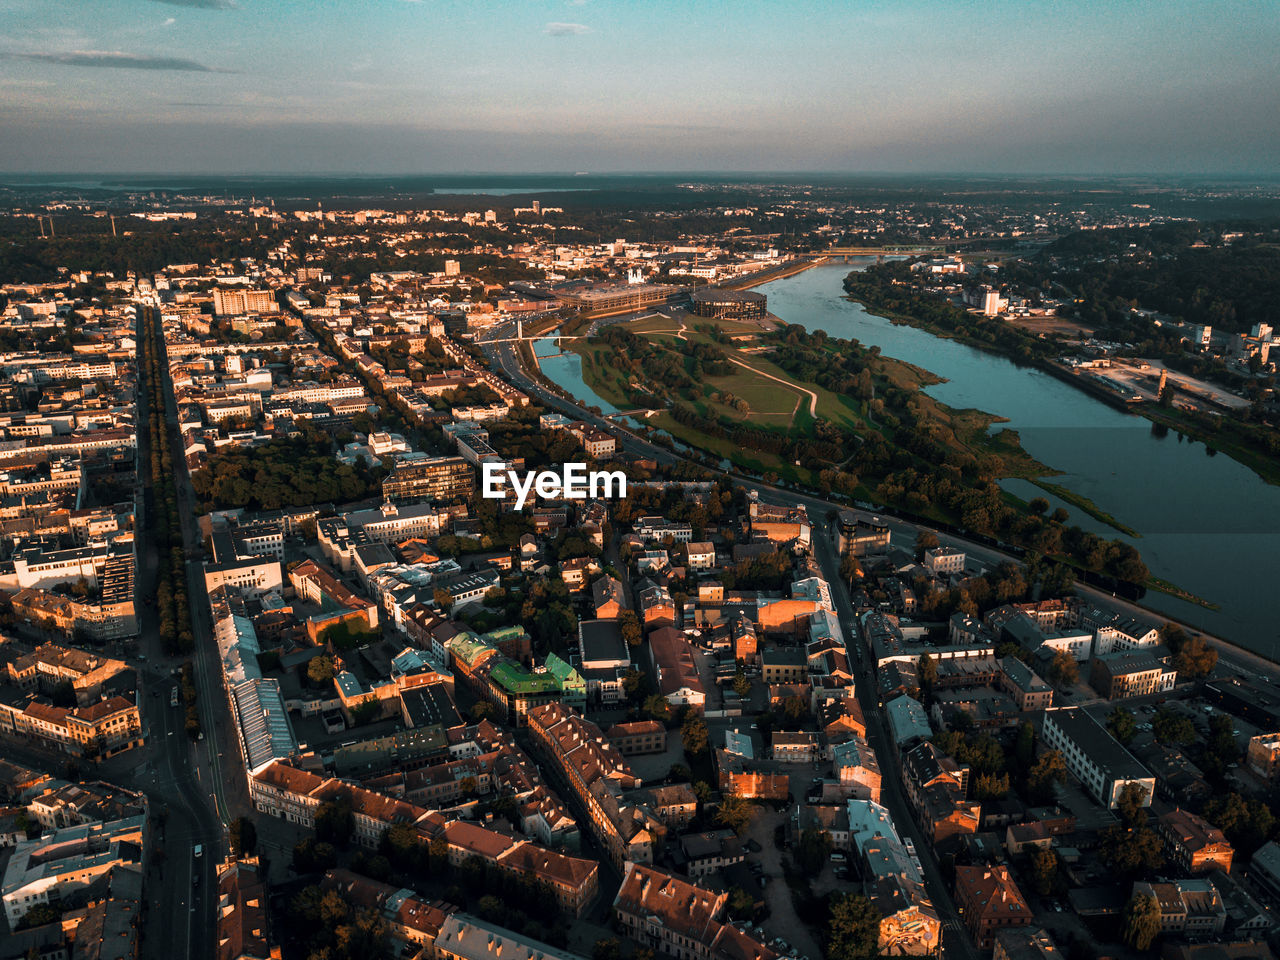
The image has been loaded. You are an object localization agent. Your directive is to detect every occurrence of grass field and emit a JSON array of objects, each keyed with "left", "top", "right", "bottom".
[{"left": 567, "top": 309, "right": 1056, "bottom": 483}]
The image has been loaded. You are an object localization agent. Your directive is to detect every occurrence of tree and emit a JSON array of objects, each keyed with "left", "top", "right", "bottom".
[
  {"left": 292, "top": 838, "right": 338, "bottom": 873},
  {"left": 1027, "top": 751, "right": 1068, "bottom": 801},
  {"left": 229, "top": 816, "right": 257, "bottom": 857},
  {"left": 307, "top": 655, "right": 336, "bottom": 686},
  {"left": 1014, "top": 721, "right": 1036, "bottom": 770},
  {"left": 715, "top": 794, "right": 755, "bottom": 835},
  {"left": 1031, "top": 848, "right": 1058, "bottom": 897},
  {"left": 682, "top": 714, "right": 709, "bottom": 756},
  {"left": 1047, "top": 651, "right": 1078, "bottom": 688},
  {"left": 1205, "top": 713, "right": 1240, "bottom": 769},
  {"left": 643, "top": 694, "right": 673, "bottom": 723},
  {"left": 825, "top": 892, "right": 882, "bottom": 960},
  {"left": 1152, "top": 706, "right": 1196, "bottom": 745},
  {"left": 618, "top": 610, "right": 643, "bottom": 647},
  {"left": 733, "top": 669, "right": 752, "bottom": 700},
  {"left": 1107, "top": 707, "right": 1138, "bottom": 745},
  {"left": 593, "top": 940, "right": 622, "bottom": 960},
  {"left": 1122, "top": 892, "right": 1162, "bottom": 951},
  {"left": 15, "top": 903, "right": 60, "bottom": 930},
  {"left": 315, "top": 796, "right": 355, "bottom": 848},
  {"left": 1115, "top": 782, "right": 1150, "bottom": 828},
  {"left": 797, "top": 828, "right": 833, "bottom": 873},
  {"left": 918, "top": 653, "right": 938, "bottom": 699},
  {"left": 1204, "top": 792, "right": 1276, "bottom": 855},
  {"left": 1099, "top": 824, "right": 1164, "bottom": 876},
  {"left": 1028, "top": 496, "right": 1050, "bottom": 516},
  {"left": 913, "top": 531, "right": 939, "bottom": 562},
  {"left": 1175, "top": 636, "right": 1218, "bottom": 679}
]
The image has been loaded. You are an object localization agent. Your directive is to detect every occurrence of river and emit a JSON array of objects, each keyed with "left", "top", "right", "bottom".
[
  {"left": 532, "top": 262, "right": 1279, "bottom": 656},
  {"left": 760, "top": 262, "right": 1279, "bottom": 656}
]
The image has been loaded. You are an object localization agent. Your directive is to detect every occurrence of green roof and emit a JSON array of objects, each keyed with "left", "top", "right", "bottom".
[
  {"left": 485, "top": 625, "right": 530, "bottom": 644},
  {"left": 447, "top": 632, "right": 497, "bottom": 669},
  {"left": 544, "top": 652, "right": 586, "bottom": 692},
  {"left": 488, "top": 661, "right": 562, "bottom": 696}
]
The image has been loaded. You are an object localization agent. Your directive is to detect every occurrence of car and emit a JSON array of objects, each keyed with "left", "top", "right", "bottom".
[
  {"left": 193, "top": 872, "right": 200, "bottom": 887},
  {"left": 193, "top": 844, "right": 203, "bottom": 858}
]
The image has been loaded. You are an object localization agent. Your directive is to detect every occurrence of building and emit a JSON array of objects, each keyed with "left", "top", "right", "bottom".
[
  {"left": 954, "top": 865, "right": 1032, "bottom": 950},
  {"left": 204, "top": 530, "right": 283, "bottom": 599},
  {"left": 612, "top": 862, "right": 778, "bottom": 960},
  {"left": 383, "top": 456, "right": 474, "bottom": 503},
  {"left": 436, "top": 912, "right": 588, "bottom": 960},
  {"left": 605, "top": 720, "right": 668, "bottom": 756},
  {"left": 649, "top": 627, "right": 705, "bottom": 709},
  {"left": 885, "top": 695, "right": 932, "bottom": 745},
  {"left": 679, "top": 830, "right": 746, "bottom": 879},
  {"left": 578, "top": 619, "right": 631, "bottom": 705},
  {"left": 592, "top": 576, "right": 627, "bottom": 619},
  {"left": 923, "top": 546, "right": 966, "bottom": 576},
  {"left": 997, "top": 658, "right": 1053, "bottom": 712},
  {"left": 690, "top": 287, "right": 767, "bottom": 321},
  {"left": 526, "top": 703, "right": 659, "bottom": 872},
  {"left": 685, "top": 542, "right": 716, "bottom": 571},
  {"left": 992, "top": 927, "right": 1058, "bottom": 960},
  {"left": 215, "top": 859, "right": 276, "bottom": 960},
  {"left": 1248, "top": 840, "right": 1280, "bottom": 903},
  {"left": 213, "top": 288, "right": 278, "bottom": 316},
  {"left": 836, "top": 511, "right": 891, "bottom": 557},
  {"left": 902, "top": 741, "right": 979, "bottom": 846},
  {"left": 1158, "top": 808, "right": 1234, "bottom": 874},
  {"left": 1089, "top": 652, "right": 1177, "bottom": 700},
  {"left": 1246, "top": 732, "right": 1280, "bottom": 778},
  {"left": 0, "top": 692, "right": 143, "bottom": 759},
  {"left": 1, "top": 814, "right": 145, "bottom": 926},
  {"left": 760, "top": 647, "right": 806, "bottom": 684},
  {"left": 1131, "top": 879, "right": 1227, "bottom": 938},
  {"left": 1041, "top": 707, "right": 1155, "bottom": 810}
]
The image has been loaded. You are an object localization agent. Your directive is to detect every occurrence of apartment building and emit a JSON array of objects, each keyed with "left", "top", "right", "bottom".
[
  {"left": 1, "top": 814, "right": 145, "bottom": 926},
  {"left": 1158, "top": 808, "right": 1234, "bottom": 874},
  {"left": 1041, "top": 707, "right": 1155, "bottom": 809},
  {"left": 954, "top": 865, "right": 1032, "bottom": 950}
]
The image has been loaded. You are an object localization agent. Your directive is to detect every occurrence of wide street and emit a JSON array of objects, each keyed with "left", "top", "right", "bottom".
[{"left": 133, "top": 305, "right": 223, "bottom": 960}]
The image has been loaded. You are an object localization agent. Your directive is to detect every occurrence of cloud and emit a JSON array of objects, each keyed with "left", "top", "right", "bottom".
[
  {"left": 566, "top": 0, "right": 591, "bottom": 6},
  {"left": 7, "top": 50, "right": 228, "bottom": 72},
  {"left": 545, "top": 22, "right": 590, "bottom": 36},
  {"left": 147, "top": 0, "right": 238, "bottom": 9}
]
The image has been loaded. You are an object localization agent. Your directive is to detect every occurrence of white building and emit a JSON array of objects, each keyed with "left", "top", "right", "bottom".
[
  {"left": 923, "top": 546, "right": 966, "bottom": 576},
  {"left": 1, "top": 815, "right": 145, "bottom": 925},
  {"left": 1041, "top": 707, "right": 1155, "bottom": 810}
]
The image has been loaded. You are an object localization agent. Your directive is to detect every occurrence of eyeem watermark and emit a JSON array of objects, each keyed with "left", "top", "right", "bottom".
[{"left": 482, "top": 462, "right": 627, "bottom": 510}]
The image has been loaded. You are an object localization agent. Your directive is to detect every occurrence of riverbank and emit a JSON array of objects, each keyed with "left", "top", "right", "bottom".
[
  {"left": 1027, "top": 479, "right": 1140, "bottom": 537},
  {"left": 839, "top": 278, "right": 1280, "bottom": 488}
]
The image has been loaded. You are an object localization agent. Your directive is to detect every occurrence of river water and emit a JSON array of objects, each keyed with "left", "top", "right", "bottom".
[
  {"left": 532, "top": 262, "right": 1279, "bottom": 655},
  {"left": 759, "top": 262, "right": 1280, "bottom": 656}
]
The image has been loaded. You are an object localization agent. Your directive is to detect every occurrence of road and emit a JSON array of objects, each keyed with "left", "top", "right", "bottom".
[
  {"left": 810, "top": 513, "right": 978, "bottom": 960},
  {"left": 134, "top": 306, "right": 222, "bottom": 960},
  {"left": 145, "top": 304, "right": 254, "bottom": 834}
]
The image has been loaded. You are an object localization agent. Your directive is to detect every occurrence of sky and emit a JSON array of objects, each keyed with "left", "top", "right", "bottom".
[{"left": 0, "top": 0, "right": 1277, "bottom": 175}]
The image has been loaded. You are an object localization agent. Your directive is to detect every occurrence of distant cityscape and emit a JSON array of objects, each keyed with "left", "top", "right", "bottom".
[{"left": 0, "top": 172, "right": 1277, "bottom": 960}]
